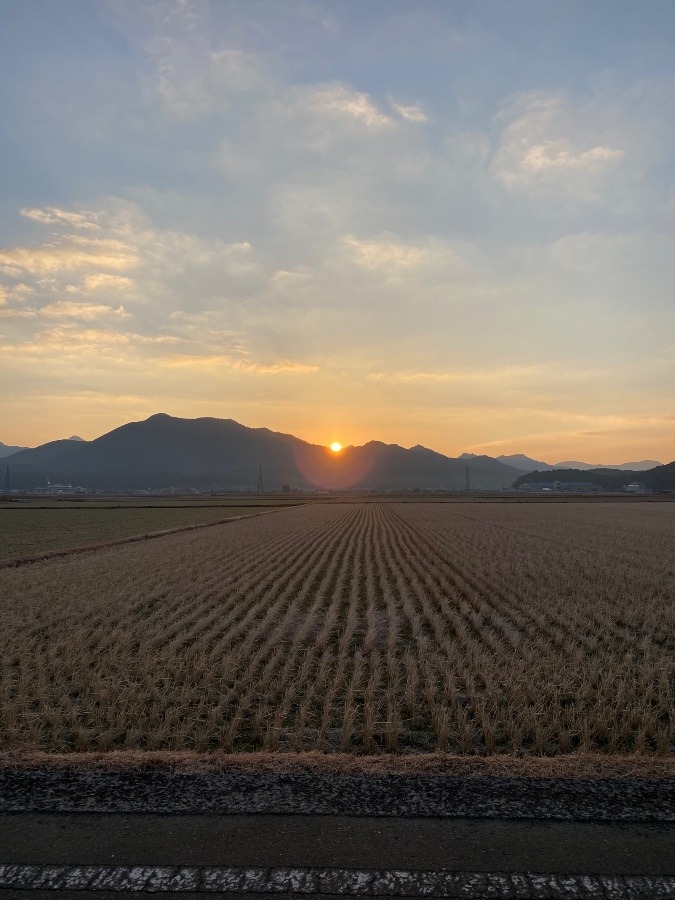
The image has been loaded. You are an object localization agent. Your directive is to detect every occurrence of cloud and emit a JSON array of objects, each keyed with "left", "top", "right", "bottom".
[
  {"left": 0, "top": 307, "right": 37, "bottom": 319},
  {"left": 345, "top": 234, "right": 441, "bottom": 269},
  {"left": 163, "top": 355, "right": 318, "bottom": 375},
  {"left": 1, "top": 325, "right": 183, "bottom": 357},
  {"left": 0, "top": 201, "right": 261, "bottom": 302},
  {"left": 369, "top": 365, "right": 541, "bottom": 385},
  {"left": 341, "top": 233, "right": 476, "bottom": 288},
  {"left": 367, "top": 361, "right": 612, "bottom": 390},
  {"left": 388, "top": 97, "right": 427, "bottom": 123},
  {"left": 84, "top": 273, "right": 134, "bottom": 291},
  {"left": 302, "top": 82, "right": 394, "bottom": 130},
  {"left": 0, "top": 235, "right": 138, "bottom": 276},
  {"left": 150, "top": 43, "right": 267, "bottom": 119},
  {"left": 20, "top": 206, "right": 101, "bottom": 231},
  {"left": 270, "top": 266, "right": 313, "bottom": 289},
  {"left": 521, "top": 142, "right": 623, "bottom": 173},
  {"left": 216, "top": 79, "right": 399, "bottom": 184},
  {"left": 491, "top": 92, "right": 626, "bottom": 200},
  {"left": 0, "top": 281, "right": 35, "bottom": 308},
  {"left": 139, "top": 0, "right": 269, "bottom": 119},
  {"left": 40, "top": 301, "right": 129, "bottom": 320},
  {"left": 0, "top": 200, "right": 290, "bottom": 383}
]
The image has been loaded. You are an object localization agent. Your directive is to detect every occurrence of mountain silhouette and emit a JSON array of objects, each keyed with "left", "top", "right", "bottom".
[
  {"left": 0, "top": 441, "right": 28, "bottom": 460},
  {"left": 3, "top": 413, "right": 521, "bottom": 491},
  {"left": 463, "top": 453, "right": 663, "bottom": 472}
]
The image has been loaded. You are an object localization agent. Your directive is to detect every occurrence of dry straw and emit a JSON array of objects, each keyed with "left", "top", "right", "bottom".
[{"left": 0, "top": 502, "right": 673, "bottom": 758}]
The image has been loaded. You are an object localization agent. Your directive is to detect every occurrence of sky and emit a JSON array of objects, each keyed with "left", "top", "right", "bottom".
[{"left": 1, "top": 0, "right": 674, "bottom": 463}]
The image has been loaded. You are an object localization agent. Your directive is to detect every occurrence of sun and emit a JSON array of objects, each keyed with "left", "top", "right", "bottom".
[{"left": 330, "top": 441, "right": 343, "bottom": 453}]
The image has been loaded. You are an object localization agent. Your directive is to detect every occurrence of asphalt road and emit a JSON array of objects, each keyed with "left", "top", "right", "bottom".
[
  {"left": 1, "top": 772, "right": 673, "bottom": 898},
  {"left": 2, "top": 812, "right": 674, "bottom": 872},
  {"left": 1, "top": 813, "right": 674, "bottom": 898}
]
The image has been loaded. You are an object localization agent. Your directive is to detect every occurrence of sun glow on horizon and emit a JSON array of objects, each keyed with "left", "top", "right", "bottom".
[{"left": 330, "top": 441, "right": 343, "bottom": 453}]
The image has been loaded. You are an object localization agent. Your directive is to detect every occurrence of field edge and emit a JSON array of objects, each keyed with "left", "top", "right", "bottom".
[{"left": 1, "top": 750, "right": 673, "bottom": 779}]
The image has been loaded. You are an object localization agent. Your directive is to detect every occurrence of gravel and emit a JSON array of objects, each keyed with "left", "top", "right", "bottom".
[{"left": 1, "top": 770, "right": 673, "bottom": 820}]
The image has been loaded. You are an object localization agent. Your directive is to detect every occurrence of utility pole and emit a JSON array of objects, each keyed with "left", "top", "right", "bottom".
[
  {"left": 1, "top": 466, "right": 9, "bottom": 501},
  {"left": 465, "top": 466, "right": 471, "bottom": 493},
  {"left": 257, "top": 463, "right": 263, "bottom": 494}
]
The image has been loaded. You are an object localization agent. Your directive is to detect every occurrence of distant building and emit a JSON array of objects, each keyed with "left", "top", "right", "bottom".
[
  {"left": 519, "top": 481, "right": 602, "bottom": 493},
  {"left": 281, "top": 483, "right": 291, "bottom": 492},
  {"left": 624, "top": 482, "right": 650, "bottom": 493},
  {"left": 34, "top": 483, "right": 87, "bottom": 494},
  {"left": 519, "top": 481, "right": 558, "bottom": 492}
]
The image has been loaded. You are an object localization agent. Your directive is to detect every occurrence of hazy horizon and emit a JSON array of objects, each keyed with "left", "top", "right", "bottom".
[{"left": 1, "top": 1, "right": 674, "bottom": 463}]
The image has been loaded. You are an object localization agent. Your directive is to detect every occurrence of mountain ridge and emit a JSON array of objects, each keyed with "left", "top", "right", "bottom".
[
  {"left": 461, "top": 452, "right": 663, "bottom": 472},
  {"left": 0, "top": 441, "right": 29, "bottom": 460},
  {"left": 3, "top": 415, "right": 671, "bottom": 491},
  {"left": 3, "top": 413, "right": 520, "bottom": 491}
]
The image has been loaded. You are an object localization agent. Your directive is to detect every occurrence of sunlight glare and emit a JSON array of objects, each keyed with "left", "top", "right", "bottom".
[{"left": 330, "top": 441, "right": 343, "bottom": 453}]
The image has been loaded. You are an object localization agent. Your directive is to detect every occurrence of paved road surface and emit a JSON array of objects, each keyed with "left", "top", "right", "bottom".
[{"left": 1, "top": 771, "right": 673, "bottom": 898}]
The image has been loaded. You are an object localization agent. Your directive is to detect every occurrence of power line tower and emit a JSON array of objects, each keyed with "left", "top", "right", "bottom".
[
  {"left": 2, "top": 466, "right": 9, "bottom": 501},
  {"left": 465, "top": 466, "right": 471, "bottom": 493},
  {"left": 257, "top": 463, "right": 263, "bottom": 494}
]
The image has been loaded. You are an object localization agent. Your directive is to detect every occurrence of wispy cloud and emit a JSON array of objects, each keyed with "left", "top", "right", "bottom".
[
  {"left": 491, "top": 92, "right": 626, "bottom": 199},
  {"left": 20, "top": 206, "right": 101, "bottom": 231},
  {"left": 388, "top": 97, "right": 427, "bottom": 123},
  {"left": 83, "top": 273, "right": 134, "bottom": 291},
  {"left": 303, "top": 82, "right": 394, "bottom": 129},
  {"left": 141, "top": 0, "right": 269, "bottom": 119},
  {"left": 0, "top": 236, "right": 138, "bottom": 276},
  {"left": 163, "top": 355, "right": 319, "bottom": 375},
  {"left": 41, "top": 301, "right": 129, "bottom": 320}
]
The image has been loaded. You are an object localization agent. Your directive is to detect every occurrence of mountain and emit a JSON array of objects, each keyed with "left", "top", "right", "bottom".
[
  {"left": 5, "top": 438, "right": 87, "bottom": 465},
  {"left": 496, "top": 454, "right": 553, "bottom": 471},
  {"left": 553, "top": 459, "right": 662, "bottom": 471},
  {"left": 0, "top": 441, "right": 28, "bottom": 460},
  {"left": 470, "top": 453, "right": 663, "bottom": 472},
  {"left": 1, "top": 437, "right": 87, "bottom": 461},
  {"left": 2, "top": 413, "right": 521, "bottom": 491}
]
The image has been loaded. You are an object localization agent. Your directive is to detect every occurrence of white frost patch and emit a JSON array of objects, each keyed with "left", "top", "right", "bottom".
[{"left": 0, "top": 863, "right": 672, "bottom": 896}]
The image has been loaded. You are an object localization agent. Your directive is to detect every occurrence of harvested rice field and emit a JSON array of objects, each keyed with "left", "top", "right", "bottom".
[
  {"left": 0, "top": 504, "right": 282, "bottom": 563},
  {"left": 0, "top": 501, "right": 673, "bottom": 755}
]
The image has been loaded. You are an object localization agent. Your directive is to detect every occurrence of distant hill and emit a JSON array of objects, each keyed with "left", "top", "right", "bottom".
[
  {"left": 647, "top": 460, "right": 675, "bottom": 491},
  {"left": 1, "top": 437, "right": 88, "bottom": 460},
  {"left": 513, "top": 463, "right": 675, "bottom": 491},
  {"left": 553, "top": 459, "right": 662, "bottom": 471},
  {"left": 3, "top": 414, "right": 522, "bottom": 491},
  {"left": 512, "top": 469, "right": 637, "bottom": 491},
  {"left": 463, "top": 452, "right": 663, "bottom": 472},
  {"left": 495, "top": 454, "right": 552, "bottom": 471},
  {"left": 0, "top": 441, "right": 29, "bottom": 460}
]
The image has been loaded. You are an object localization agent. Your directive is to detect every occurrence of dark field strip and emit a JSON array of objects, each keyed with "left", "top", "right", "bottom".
[{"left": 0, "top": 502, "right": 673, "bottom": 755}]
